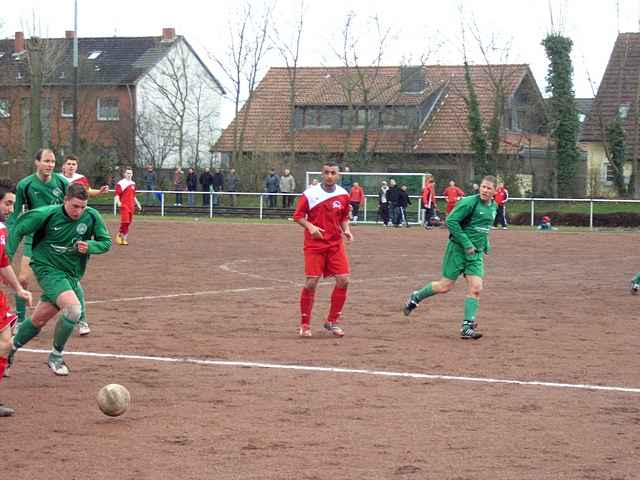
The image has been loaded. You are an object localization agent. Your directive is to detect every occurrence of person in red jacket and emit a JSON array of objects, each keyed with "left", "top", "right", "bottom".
[
  {"left": 349, "top": 182, "right": 365, "bottom": 223},
  {"left": 442, "top": 180, "right": 465, "bottom": 214},
  {"left": 421, "top": 174, "right": 436, "bottom": 228},
  {"left": 493, "top": 182, "right": 509, "bottom": 229},
  {"left": 114, "top": 167, "right": 142, "bottom": 246}
]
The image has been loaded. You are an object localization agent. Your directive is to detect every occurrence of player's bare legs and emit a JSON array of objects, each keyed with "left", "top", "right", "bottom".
[{"left": 404, "top": 276, "right": 456, "bottom": 314}]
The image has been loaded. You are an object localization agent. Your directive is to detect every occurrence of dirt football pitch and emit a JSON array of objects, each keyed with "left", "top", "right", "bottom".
[{"left": 3, "top": 218, "right": 640, "bottom": 479}]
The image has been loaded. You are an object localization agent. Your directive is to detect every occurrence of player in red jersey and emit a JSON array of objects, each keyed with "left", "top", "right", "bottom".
[
  {"left": 293, "top": 160, "right": 353, "bottom": 338},
  {"left": 0, "top": 179, "right": 33, "bottom": 416},
  {"left": 421, "top": 173, "right": 436, "bottom": 228},
  {"left": 493, "top": 182, "right": 509, "bottom": 229},
  {"left": 61, "top": 154, "right": 109, "bottom": 197},
  {"left": 114, "top": 167, "right": 142, "bottom": 246},
  {"left": 442, "top": 180, "right": 465, "bottom": 214}
]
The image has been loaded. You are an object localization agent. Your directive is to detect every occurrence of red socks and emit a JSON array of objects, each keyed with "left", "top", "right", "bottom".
[
  {"left": 119, "top": 222, "right": 130, "bottom": 235},
  {"left": 328, "top": 286, "right": 348, "bottom": 323},
  {"left": 300, "top": 288, "right": 315, "bottom": 326},
  {"left": 0, "top": 356, "right": 7, "bottom": 383}
]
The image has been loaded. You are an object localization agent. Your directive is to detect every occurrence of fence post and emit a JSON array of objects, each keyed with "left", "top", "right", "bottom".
[
  {"left": 160, "top": 192, "right": 165, "bottom": 217},
  {"left": 209, "top": 192, "right": 213, "bottom": 218},
  {"left": 589, "top": 200, "right": 594, "bottom": 230},
  {"left": 259, "top": 194, "right": 263, "bottom": 220},
  {"left": 530, "top": 199, "right": 535, "bottom": 227},
  {"left": 363, "top": 196, "right": 367, "bottom": 222}
]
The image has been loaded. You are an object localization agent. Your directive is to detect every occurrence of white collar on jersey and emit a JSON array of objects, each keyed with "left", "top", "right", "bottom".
[
  {"left": 303, "top": 183, "right": 347, "bottom": 209},
  {"left": 117, "top": 179, "right": 135, "bottom": 190}
]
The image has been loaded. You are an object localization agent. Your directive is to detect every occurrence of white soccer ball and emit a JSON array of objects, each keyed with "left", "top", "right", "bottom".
[{"left": 97, "top": 384, "right": 130, "bottom": 417}]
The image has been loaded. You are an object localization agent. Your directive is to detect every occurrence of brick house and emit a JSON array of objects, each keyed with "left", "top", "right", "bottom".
[
  {"left": 0, "top": 28, "right": 224, "bottom": 178},
  {"left": 213, "top": 64, "right": 551, "bottom": 194},
  {"left": 580, "top": 32, "right": 640, "bottom": 197}
]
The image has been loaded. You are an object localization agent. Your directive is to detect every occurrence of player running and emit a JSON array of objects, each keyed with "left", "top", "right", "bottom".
[
  {"left": 0, "top": 179, "right": 33, "bottom": 416},
  {"left": 114, "top": 167, "right": 142, "bottom": 246},
  {"left": 294, "top": 160, "right": 353, "bottom": 338},
  {"left": 403, "top": 176, "right": 498, "bottom": 339},
  {"left": 7, "top": 183, "right": 112, "bottom": 376},
  {"left": 7, "top": 149, "right": 67, "bottom": 328}
]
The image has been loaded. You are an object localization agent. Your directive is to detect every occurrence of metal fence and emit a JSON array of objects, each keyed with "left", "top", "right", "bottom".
[{"left": 102, "top": 190, "right": 640, "bottom": 229}]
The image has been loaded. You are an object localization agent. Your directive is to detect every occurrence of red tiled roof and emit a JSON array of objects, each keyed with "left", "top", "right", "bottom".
[
  {"left": 214, "top": 64, "right": 541, "bottom": 155},
  {"left": 581, "top": 33, "right": 640, "bottom": 154}
]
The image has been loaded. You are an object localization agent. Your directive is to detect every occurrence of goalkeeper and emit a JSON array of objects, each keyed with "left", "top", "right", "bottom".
[{"left": 403, "top": 176, "right": 498, "bottom": 339}]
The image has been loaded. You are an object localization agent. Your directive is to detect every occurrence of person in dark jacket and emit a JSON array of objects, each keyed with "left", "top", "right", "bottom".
[
  {"left": 211, "top": 168, "right": 224, "bottom": 207},
  {"left": 186, "top": 168, "right": 198, "bottom": 207},
  {"left": 378, "top": 180, "right": 390, "bottom": 226},
  {"left": 398, "top": 184, "right": 412, "bottom": 227},
  {"left": 199, "top": 167, "right": 213, "bottom": 207},
  {"left": 264, "top": 168, "right": 279, "bottom": 208},
  {"left": 386, "top": 179, "right": 402, "bottom": 227}
]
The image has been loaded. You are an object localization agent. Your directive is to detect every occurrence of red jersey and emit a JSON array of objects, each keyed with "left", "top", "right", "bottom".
[
  {"left": 443, "top": 186, "right": 465, "bottom": 204},
  {"left": 294, "top": 183, "right": 350, "bottom": 251},
  {"left": 349, "top": 185, "right": 364, "bottom": 204},
  {"left": 115, "top": 179, "right": 137, "bottom": 212},
  {"left": 494, "top": 186, "right": 509, "bottom": 206},
  {"left": 421, "top": 183, "right": 435, "bottom": 208},
  {"left": 0, "top": 223, "right": 11, "bottom": 328},
  {"left": 64, "top": 173, "right": 90, "bottom": 187}
]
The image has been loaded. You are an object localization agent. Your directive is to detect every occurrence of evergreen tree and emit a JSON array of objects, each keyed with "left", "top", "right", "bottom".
[
  {"left": 606, "top": 120, "right": 627, "bottom": 196},
  {"left": 463, "top": 61, "right": 490, "bottom": 179}
]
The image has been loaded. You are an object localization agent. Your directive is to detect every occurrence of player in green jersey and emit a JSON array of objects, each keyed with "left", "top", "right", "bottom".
[
  {"left": 7, "top": 183, "right": 111, "bottom": 376},
  {"left": 403, "top": 176, "right": 498, "bottom": 340},
  {"left": 7, "top": 149, "right": 67, "bottom": 327},
  {"left": 631, "top": 274, "right": 640, "bottom": 294}
]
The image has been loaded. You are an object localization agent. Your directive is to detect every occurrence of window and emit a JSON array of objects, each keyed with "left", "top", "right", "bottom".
[
  {"left": 601, "top": 161, "right": 615, "bottom": 183},
  {"left": 381, "top": 107, "right": 415, "bottom": 128},
  {"left": 97, "top": 97, "right": 119, "bottom": 121},
  {"left": 88, "top": 51, "right": 102, "bottom": 60},
  {"left": 0, "top": 99, "right": 9, "bottom": 118},
  {"left": 618, "top": 103, "right": 630, "bottom": 119},
  {"left": 60, "top": 98, "right": 73, "bottom": 118}
]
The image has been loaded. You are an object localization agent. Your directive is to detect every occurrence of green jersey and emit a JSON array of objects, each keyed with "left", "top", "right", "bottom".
[
  {"left": 7, "top": 173, "right": 68, "bottom": 229},
  {"left": 7, "top": 204, "right": 111, "bottom": 279},
  {"left": 446, "top": 194, "right": 497, "bottom": 253}
]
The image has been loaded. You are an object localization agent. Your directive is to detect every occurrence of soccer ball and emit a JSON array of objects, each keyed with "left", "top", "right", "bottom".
[
  {"left": 631, "top": 282, "right": 640, "bottom": 295},
  {"left": 97, "top": 384, "right": 130, "bottom": 417}
]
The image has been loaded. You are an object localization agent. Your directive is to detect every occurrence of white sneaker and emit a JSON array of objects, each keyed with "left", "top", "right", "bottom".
[
  {"left": 78, "top": 322, "right": 91, "bottom": 336},
  {"left": 47, "top": 353, "right": 69, "bottom": 376}
]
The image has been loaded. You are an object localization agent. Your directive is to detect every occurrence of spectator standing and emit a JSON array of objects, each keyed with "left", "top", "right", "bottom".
[
  {"left": 199, "top": 167, "right": 213, "bottom": 207},
  {"left": 421, "top": 174, "right": 436, "bottom": 228},
  {"left": 386, "top": 179, "right": 402, "bottom": 227},
  {"left": 212, "top": 168, "right": 224, "bottom": 207},
  {"left": 378, "top": 180, "right": 390, "bottom": 226},
  {"left": 173, "top": 167, "right": 185, "bottom": 206},
  {"left": 279, "top": 169, "right": 297, "bottom": 208},
  {"left": 349, "top": 182, "right": 365, "bottom": 223},
  {"left": 142, "top": 164, "right": 157, "bottom": 205},
  {"left": 264, "top": 168, "right": 280, "bottom": 208},
  {"left": 493, "top": 182, "right": 509, "bottom": 229},
  {"left": 226, "top": 168, "right": 239, "bottom": 206},
  {"left": 398, "top": 184, "right": 412, "bottom": 227},
  {"left": 443, "top": 180, "right": 465, "bottom": 214},
  {"left": 186, "top": 168, "right": 198, "bottom": 207}
]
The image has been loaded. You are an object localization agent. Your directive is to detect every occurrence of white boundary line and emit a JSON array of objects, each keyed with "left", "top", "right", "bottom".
[{"left": 21, "top": 348, "right": 640, "bottom": 395}]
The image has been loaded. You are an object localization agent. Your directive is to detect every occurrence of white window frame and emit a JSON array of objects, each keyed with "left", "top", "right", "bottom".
[
  {"left": 97, "top": 97, "right": 119, "bottom": 121},
  {"left": 601, "top": 161, "right": 614, "bottom": 184},
  {"left": 0, "top": 99, "right": 9, "bottom": 118},
  {"left": 60, "top": 98, "right": 73, "bottom": 118}
]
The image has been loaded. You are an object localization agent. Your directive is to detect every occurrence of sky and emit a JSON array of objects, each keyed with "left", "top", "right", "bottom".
[{"left": 1, "top": 0, "right": 639, "bottom": 127}]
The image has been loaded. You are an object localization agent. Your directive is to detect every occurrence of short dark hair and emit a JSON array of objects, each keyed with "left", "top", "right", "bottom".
[
  {"left": 481, "top": 175, "right": 498, "bottom": 187},
  {"left": 324, "top": 160, "right": 338, "bottom": 169},
  {"left": 65, "top": 182, "right": 89, "bottom": 201},
  {"left": 0, "top": 178, "right": 15, "bottom": 201},
  {"left": 35, "top": 148, "right": 54, "bottom": 161},
  {"left": 64, "top": 154, "right": 79, "bottom": 163}
]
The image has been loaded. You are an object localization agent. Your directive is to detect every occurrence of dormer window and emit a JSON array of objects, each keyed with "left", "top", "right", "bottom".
[
  {"left": 618, "top": 103, "right": 630, "bottom": 119},
  {"left": 12, "top": 52, "right": 23, "bottom": 61},
  {"left": 88, "top": 51, "right": 102, "bottom": 60}
]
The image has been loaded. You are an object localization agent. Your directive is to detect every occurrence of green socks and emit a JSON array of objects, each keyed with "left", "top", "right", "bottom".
[
  {"left": 53, "top": 315, "right": 76, "bottom": 353},
  {"left": 463, "top": 297, "right": 479, "bottom": 328},
  {"left": 15, "top": 295, "right": 26, "bottom": 323},
  {"left": 13, "top": 318, "right": 41, "bottom": 348},
  {"left": 414, "top": 283, "right": 434, "bottom": 302}
]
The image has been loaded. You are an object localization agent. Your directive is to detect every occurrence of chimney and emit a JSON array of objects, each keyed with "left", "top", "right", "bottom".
[
  {"left": 65, "top": 30, "right": 75, "bottom": 39},
  {"left": 14, "top": 32, "right": 25, "bottom": 52},
  {"left": 162, "top": 27, "right": 176, "bottom": 42}
]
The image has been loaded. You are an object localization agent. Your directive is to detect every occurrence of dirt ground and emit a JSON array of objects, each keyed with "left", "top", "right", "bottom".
[{"left": 3, "top": 218, "right": 640, "bottom": 479}]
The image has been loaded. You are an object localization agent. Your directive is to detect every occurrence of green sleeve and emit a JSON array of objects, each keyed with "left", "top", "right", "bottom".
[
  {"left": 7, "top": 206, "right": 52, "bottom": 258},
  {"left": 86, "top": 211, "right": 112, "bottom": 255},
  {"left": 445, "top": 198, "right": 474, "bottom": 250}
]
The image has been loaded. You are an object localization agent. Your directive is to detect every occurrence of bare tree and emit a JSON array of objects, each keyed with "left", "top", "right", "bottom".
[{"left": 208, "top": 2, "right": 273, "bottom": 167}]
